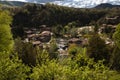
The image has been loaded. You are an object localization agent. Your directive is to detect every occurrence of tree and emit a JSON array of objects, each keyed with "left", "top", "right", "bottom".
[
  {"left": 30, "top": 53, "right": 110, "bottom": 80},
  {"left": 48, "top": 37, "right": 58, "bottom": 59},
  {"left": 111, "top": 46, "right": 120, "bottom": 70},
  {"left": 111, "top": 23, "right": 120, "bottom": 70},
  {"left": 87, "top": 34, "right": 110, "bottom": 63},
  {"left": 68, "top": 44, "right": 78, "bottom": 57},
  {"left": 0, "top": 10, "right": 13, "bottom": 52},
  {"left": 113, "top": 24, "right": 120, "bottom": 49},
  {"left": 14, "top": 39, "right": 37, "bottom": 66},
  {"left": 0, "top": 52, "right": 30, "bottom": 80}
]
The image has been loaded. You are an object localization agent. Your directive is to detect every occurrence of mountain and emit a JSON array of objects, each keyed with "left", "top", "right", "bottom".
[
  {"left": 1, "top": 0, "right": 120, "bottom": 8},
  {"left": 0, "top": 1, "right": 27, "bottom": 6},
  {"left": 52, "top": 0, "right": 120, "bottom": 8},
  {"left": 95, "top": 3, "right": 120, "bottom": 8}
]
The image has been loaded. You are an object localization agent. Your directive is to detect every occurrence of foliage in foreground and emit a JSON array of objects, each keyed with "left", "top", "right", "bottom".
[
  {"left": 0, "top": 10, "right": 14, "bottom": 52},
  {"left": 30, "top": 52, "right": 110, "bottom": 80},
  {"left": 111, "top": 23, "right": 120, "bottom": 70},
  {"left": 0, "top": 52, "right": 30, "bottom": 80},
  {"left": 0, "top": 49, "right": 113, "bottom": 80}
]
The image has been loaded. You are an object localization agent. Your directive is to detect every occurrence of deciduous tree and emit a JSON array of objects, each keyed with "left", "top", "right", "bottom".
[{"left": 0, "top": 10, "right": 13, "bottom": 52}]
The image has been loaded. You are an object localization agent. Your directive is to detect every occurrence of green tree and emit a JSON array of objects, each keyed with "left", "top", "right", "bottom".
[
  {"left": 49, "top": 37, "right": 58, "bottom": 59},
  {"left": 30, "top": 60, "right": 64, "bottom": 80},
  {"left": 14, "top": 39, "right": 37, "bottom": 66},
  {"left": 87, "top": 34, "right": 110, "bottom": 63},
  {"left": 68, "top": 44, "right": 79, "bottom": 57},
  {"left": 111, "top": 23, "right": 120, "bottom": 70},
  {"left": 0, "top": 10, "right": 13, "bottom": 52},
  {"left": 0, "top": 52, "right": 30, "bottom": 80},
  {"left": 113, "top": 24, "right": 120, "bottom": 49},
  {"left": 111, "top": 46, "right": 120, "bottom": 70},
  {"left": 30, "top": 53, "right": 110, "bottom": 80}
]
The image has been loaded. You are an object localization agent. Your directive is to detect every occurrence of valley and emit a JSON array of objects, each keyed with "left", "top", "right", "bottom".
[{"left": 0, "top": 1, "right": 120, "bottom": 80}]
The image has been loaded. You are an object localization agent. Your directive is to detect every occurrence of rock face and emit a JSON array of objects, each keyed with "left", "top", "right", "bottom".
[
  {"left": 39, "top": 31, "right": 52, "bottom": 42},
  {"left": 24, "top": 28, "right": 52, "bottom": 43},
  {"left": 68, "top": 38, "right": 82, "bottom": 44}
]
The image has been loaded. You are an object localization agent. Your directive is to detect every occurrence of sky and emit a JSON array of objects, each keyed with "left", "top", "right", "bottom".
[
  {"left": 2, "top": 0, "right": 120, "bottom": 8},
  {"left": 3, "top": 0, "right": 27, "bottom": 2}
]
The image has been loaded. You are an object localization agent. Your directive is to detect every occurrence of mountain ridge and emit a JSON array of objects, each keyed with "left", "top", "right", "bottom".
[
  {"left": 95, "top": 3, "right": 120, "bottom": 8},
  {"left": 0, "top": 1, "right": 26, "bottom": 6}
]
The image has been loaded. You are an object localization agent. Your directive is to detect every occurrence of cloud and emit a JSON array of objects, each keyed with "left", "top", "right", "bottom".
[{"left": 4, "top": 0, "right": 27, "bottom": 2}]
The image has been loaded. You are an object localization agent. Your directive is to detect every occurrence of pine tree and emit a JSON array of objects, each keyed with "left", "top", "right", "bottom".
[{"left": 87, "top": 34, "right": 110, "bottom": 63}]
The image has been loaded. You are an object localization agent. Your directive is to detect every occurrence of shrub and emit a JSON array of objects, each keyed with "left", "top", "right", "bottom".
[
  {"left": 87, "top": 34, "right": 110, "bottom": 63},
  {"left": 0, "top": 52, "right": 30, "bottom": 80},
  {"left": 30, "top": 50, "right": 110, "bottom": 80}
]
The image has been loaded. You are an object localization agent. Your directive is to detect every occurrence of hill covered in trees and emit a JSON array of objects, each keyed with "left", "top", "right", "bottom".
[{"left": 6, "top": 3, "right": 120, "bottom": 37}]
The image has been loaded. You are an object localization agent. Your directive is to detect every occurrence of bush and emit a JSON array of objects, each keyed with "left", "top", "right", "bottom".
[
  {"left": 87, "top": 34, "right": 110, "bottom": 63},
  {"left": 30, "top": 50, "right": 111, "bottom": 80},
  {"left": 14, "top": 39, "right": 37, "bottom": 66},
  {"left": 0, "top": 52, "right": 30, "bottom": 80},
  {"left": 48, "top": 37, "right": 58, "bottom": 59},
  {"left": 30, "top": 60, "right": 65, "bottom": 80}
]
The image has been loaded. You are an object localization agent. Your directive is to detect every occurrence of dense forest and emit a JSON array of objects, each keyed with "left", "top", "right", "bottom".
[
  {"left": 7, "top": 3, "right": 120, "bottom": 37},
  {"left": 1, "top": 3, "right": 120, "bottom": 80}
]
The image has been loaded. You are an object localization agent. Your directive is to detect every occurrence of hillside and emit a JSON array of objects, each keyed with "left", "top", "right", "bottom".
[
  {"left": 95, "top": 3, "right": 120, "bottom": 8},
  {"left": 0, "top": 1, "right": 27, "bottom": 6},
  {"left": 0, "top": 1, "right": 120, "bottom": 80}
]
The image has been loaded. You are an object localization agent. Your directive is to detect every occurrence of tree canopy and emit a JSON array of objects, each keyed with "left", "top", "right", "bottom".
[
  {"left": 0, "top": 10, "right": 13, "bottom": 52},
  {"left": 113, "top": 24, "right": 120, "bottom": 49}
]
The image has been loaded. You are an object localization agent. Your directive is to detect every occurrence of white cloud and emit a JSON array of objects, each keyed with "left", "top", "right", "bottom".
[
  {"left": 2, "top": 0, "right": 120, "bottom": 8},
  {"left": 3, "top": 0, "right": 27, "bottom": 2}
]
